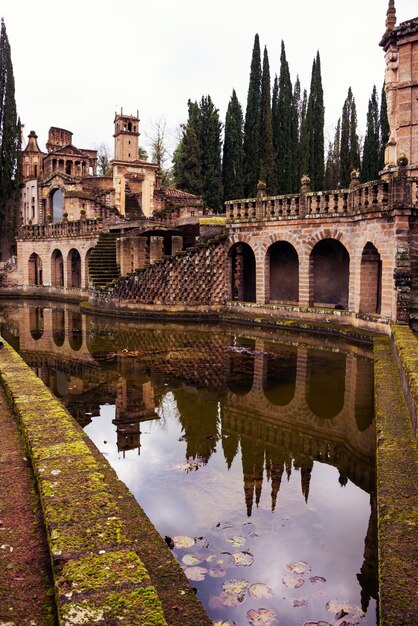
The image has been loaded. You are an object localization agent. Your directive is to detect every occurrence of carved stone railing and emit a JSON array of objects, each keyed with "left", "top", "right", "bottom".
[
  {"left": 18, "top": 219, "right": 104, "bottom": 240},
  {"left": 225, "top": 173, "right": 416, "bottom": 222}
]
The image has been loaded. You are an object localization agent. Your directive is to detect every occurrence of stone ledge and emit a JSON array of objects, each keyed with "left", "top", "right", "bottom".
[
  {"left": 373, "top": 337, "right": 418, "bottom": 626},
  {"left": 391, "top": 324, "right": 418, "bottom": 434},
  {"left": 0, "top": 342, "right": 211, "bottom": 626}
]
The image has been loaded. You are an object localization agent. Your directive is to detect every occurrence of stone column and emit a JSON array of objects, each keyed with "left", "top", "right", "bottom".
[
  {"left": 171, "top": 236, "right": 183, "bottom": 257},
  {"left": 149, "top": 236, "right": 164, "bottom": 264},
  {"left": 133, "top": 237, "right": 148, "bottom": 269}
]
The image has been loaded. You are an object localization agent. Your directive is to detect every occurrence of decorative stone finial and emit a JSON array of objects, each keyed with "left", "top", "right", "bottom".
[
  {"left": 397, "top": 154, "right": 408, "bottom": 167},
  {"left": 300, "top": 174, "right": 311, "bottom": 193},
  {"left": 386, "top": 0, "right": 396, "bottom": 31},
  {"left": 256, "top": 179, "right": 267, "bottom": 199},
  {"left": 349, "top": 169, "right": 361, "bottom": 190}
]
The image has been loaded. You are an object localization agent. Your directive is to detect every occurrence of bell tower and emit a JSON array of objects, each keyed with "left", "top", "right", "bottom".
[{"left": 113, "top": 109, "right": 140, "bottom": 162}]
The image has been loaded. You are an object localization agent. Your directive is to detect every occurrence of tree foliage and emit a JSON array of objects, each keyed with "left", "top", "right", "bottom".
[
  {"left": 259, "top": 46, "right": 277, "bottom": 194},
  {"left": 340, "top": 87, "right": 360, "bottom": 187},
  {"left": 222, "top": 89, "right": 244, "bottom": 200},
  {"left": 361, "top": 85, "right": 380, "bottom": 182},
  {"left": 379, "top": 84, "right": 389, "bottom": 171},
  {"left": 307, "top": 52, "right": 324, "bottom": 191},
  {"left": 273, "top": 41, "right": 293, "bottom": 194},
  {"left": 243, "top": 34, "right": 262, "bottom": 197}
]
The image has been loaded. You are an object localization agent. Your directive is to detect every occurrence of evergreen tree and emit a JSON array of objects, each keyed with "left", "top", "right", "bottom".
[
  {"left": 379, "top": 84, "right": 389, "bottom": 171},
  {"left": 243, "top": 34, "right": 262, "bottom": 197},
  {"left": 361, "top": 85, "right": 380, "bottom": 182},
  {"left": 199, "top": 94, "right": 223, "bottom": 212},
  {"left": 324, "top": 118, "right": 341, "bottom": 189},
  {"left": 222, "top": 89, "right": 244, "bottom": 200},
  {"left": 173, "top": 100, "right": 203, "bottom": 196},
  {"left": 275, "top": 41, "right": 293, "bottom": 194},
  {"left": 0, "top": 18, "right": 20, "bottom": 250},
  {"left": 291, "top": 75, "right": 302, "bottom": 192},
  {"left": 259, "top": 46, "right": 277, "bottom": 194},
  {"left": 299, "top": 89, "right": 309, "bottom": 177},
  {"left": 340, "top": 87, "right": 360, "bottom": 187},
  {"left": 307, "top": 52, "right": 325, "bottom": 191}
]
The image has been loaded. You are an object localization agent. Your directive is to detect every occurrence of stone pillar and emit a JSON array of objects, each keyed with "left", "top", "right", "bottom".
[
  {"left": 171, "top": 236, "right": 183, "bottom": 257},
  {"left": 149, "top": 236, "right": 164, "bottom": 264},
  {"left": 133, "top": 237, "right": 148, "bottom": 270},
  {"left": 298, "top": 255, "right": 310, "bottom": 307}
]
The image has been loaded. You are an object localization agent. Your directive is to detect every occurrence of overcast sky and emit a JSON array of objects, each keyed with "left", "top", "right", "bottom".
[{"left": 2, "top": 0, "right": 417, "bottom": 160}]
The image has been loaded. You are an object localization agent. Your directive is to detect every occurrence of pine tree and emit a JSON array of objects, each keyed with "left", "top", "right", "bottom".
[
  {"left": 340, "top": 87, "right": 360, "bottom": 187},
  {"left": 0, "top": 18, "right": 20, "bottom": 250},
  {"left": 307, "top": 52, "right": 325, "bottom": 191},
  {"left": 259, "top": 46, "right": 277, "bottom": 194},
  {"left": 243, "top": 34, "right": 262, "bottom": 197},
  {"left": 199, "top": 95, "right": 223, "bottom": 212},
  {"left": 173, "top": 100, "right": 203, "bottom": 196},
  {"left": 379, "top": 84, "right": 389, "bottom": 171},
  {"left": 361, "top": 85, "right": 380, "bottom": 182},
  {"left": 222, "top": 89, "right": 244, "bottom": 200},
  {"left": 274, "top": 41, "right": 293, "bottom": 194}
]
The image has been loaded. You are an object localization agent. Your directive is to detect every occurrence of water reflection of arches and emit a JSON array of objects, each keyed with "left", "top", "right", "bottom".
[
  {"left": 263, "top": 348, "right": 297, "bottom": 406},
  {"left": 52, "top": 308, "right": 65, "bottom": 347},
  {"left": 28, "top": 252, "right": 43, "bottom": 286},
  {"left": 51, "top": 249, "right": 64, "bottom": 287},
  {"left": 306, "top": 348, "right": 346, "bottom": 419},
  {"left": 227, "top": 341, "right": 255, "bottom": 395},
  {"left": 229, "top": 242, "right": 256, "bottom": 302},
  {"left": 360, "top": 242, "right": 382, "bottom": 315},
  {"left": 67, "top": 249, "right": 81, "bottom": 288},
  {"left": 50, "top": 188, "right": 64, "bottom": 223},
  {"left": 267, "top": 241, "right": 299, "bottom": 303},
  {"left": 68, "top": 310, "right": 83, "bottom": 351},
  {"left": 29, "top": 307, "right": 44, "bottom": 340},
  {"left": 310, "top": 239, "right": 349, "bottom": 308}
]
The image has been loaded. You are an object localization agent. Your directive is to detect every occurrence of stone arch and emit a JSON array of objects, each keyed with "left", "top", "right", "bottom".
[
  {"left": 85, "top": 247, "right": 95, "bottom": 287},
  {"left": 359, "top": 242, "right": 382, "bottom": 315},
  {"left": 309, "top": 238, "right": 350, "bottom": 308},
  {"left": 228, "top": 241, "right": 256, "bottom": 302},
  {"left": 28, "top": 252, "right": 43, "bottom": 286},
  {"left": 266, "top": 240, "right": 299, "bottom": 303},
  {"left": 67, "top": 248, "right": 82, "bottom": 288},
  {"left": 52, "top": 308, "right": 65, "bottom": 347},
  {"left": 67, "top": 310, "right": 83, "bottom": 352},
  {"left": 29, "top": 307, "right": 44, "bottom": 341},
  {"left": 50, "top": 187, "right": 64, "bottom": 223},
  {"left": 306, "top": 348, "right": 346, "bottom": 419},
  {"left": 51, "top": 249, "right": 64, "bottom": 287},
  {"left": 263, "top": 347, "right": 297, "bottom": 406}
]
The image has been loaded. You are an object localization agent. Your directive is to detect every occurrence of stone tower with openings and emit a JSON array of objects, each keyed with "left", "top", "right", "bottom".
[{"left": 113, "top": 110, "right": 140, "bottom": 162}]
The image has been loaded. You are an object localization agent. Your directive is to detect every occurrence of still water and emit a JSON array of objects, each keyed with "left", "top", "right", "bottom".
[{"left": 0, "top": 301, "right": 378, "bottom": 626}]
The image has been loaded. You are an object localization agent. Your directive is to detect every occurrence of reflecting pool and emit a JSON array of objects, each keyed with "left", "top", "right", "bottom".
[{"left": 0, "top": 301, "right": 378, "bottom": 626}]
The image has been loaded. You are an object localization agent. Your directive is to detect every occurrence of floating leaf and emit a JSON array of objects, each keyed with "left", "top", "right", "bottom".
[
  {"left": 208, "top": 567, "right": 227, "bottom": 578},
  {"left": 226, "top": 536, "right": 246, "bottom": 547},
  {"left": 303, "top": 622, "right": 331, "bottom": 626},
  {"left": 195, "top": 536, "right": 209, "bottom": 548},
  {"left": 293, "top": 598, "right": 308, "bottom": 607},
  {"left": 325, "top": 601, "right": 365, "bottom": 622},
  {"left": 246, "top": 608, "right": 279, "bottom": 626},
  {"left": 286, "top": 560, "right": 311, "bottom": 575},
  {"left": 248, "top": 583, "right": 274, "bottom": 599},
  {"left": 309, "top": 576, "right": 326, "bottom": 585},
  {"left": 173, "top": 459, "right": 205, "bottom": 472},
  {"left": 220, "top": 591, "right": 245, "bottom": 607},
  {"left": 222, "top": 578, "right": 249, "bottom": 596},
  {"left": 232, "top": 551, "right": 254, "bottom": 567},
  {"left": 206, "top": 552, "right": 234, "bottom": 568},
  {"left": 282, "top": 575, "right": 305, "bottom": 589},
  {"left": 173, "top": 535, "right": 195, "bottom": 549},
  {"left": 182, "top": 553, "right": 202, "bottom": 566},
  {"left": 215, "top": 520, "right": 236, "bottom": 530},
  {"left": 184, "top": 566, "right": 208, "bottom": 581}
]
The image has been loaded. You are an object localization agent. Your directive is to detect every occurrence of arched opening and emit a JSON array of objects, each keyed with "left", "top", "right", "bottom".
[
  {"left": 85, "top": 248, "right": 94, "bottom": 287},
  {"left": 68, "top": 310, "right": 83, "bottom": 352},
  {"left": 306, "top": 348, "right": 346, "bottom": 419},
  {"left": 268, "top": 241, "right": 299, "bottom": 303},
  {"left": 50, "top": 188, "right": 64, "bottom": 223},
  {"left": 226, "top": 338, "right": 255, "bottom": 395},
  {"left": 51, "top": 249, "right": 64, "bottom": 287},
  {"left": 29, "top": 307, "right": 44, "bottom": 341},
  {"left": 359, "top": 242, "right": 382, "bottom": 315},
  {"left": 67, "top": 249, "right": 81, "bottom": 288},
  {"left": 229, "top": 242, "right": 256, "bottom": 303},
  {"left": 52, "top": 309, "right": 65, "bottom": 347},
  {"left": 28, "top": 252, "right": 43, "bottom": 286},
  {"left": 263, "top": 347, "right": 297, "bottom": 406},
  {"left": 311, "top": 238, "right": 349, "bottom": 308}
]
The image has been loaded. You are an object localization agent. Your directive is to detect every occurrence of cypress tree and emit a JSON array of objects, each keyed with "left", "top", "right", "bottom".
[
  {"left": 361, "top": 85, "right": 380, "bottom": 182},
  {"left": 291, "top": 75, "right": 302, "bottom": 192},
  {"left": 379, "top": 84, "right": 389, "bottom": 171},
  {"left": 340, "top": 87, "right": 359, "bottom": 187},
  {"left": 275, "top": 41, "right": 293, "bottom": 194},
  {"left": 324, "top": 118, "right": 341, "bottom": 189},
  {"left": 307, "top": 52, "right": 325, "bottom": 191},
  {"left": 259, "top": 46, "right": 277, "bottom": 194},
  {"left": 243, "top": 34, "right": 262, "bottom": 197},
  {"left": 173, "top": 100, "right": 203, "bottom": 195},
  {"left": 0, "top": 18, "right": 20, "bottom": 251},
  {"left": 349, "top": 95, "right": 360, "bottom": 173},
  {"left": 299, "top": 89, "right": 309, "bottom": 177},
  {"left": 222, "top": 89, "right": 244, "bottom": 200},
  {"left": 199, "top": 94, "right": 223, "bottom": 212}
]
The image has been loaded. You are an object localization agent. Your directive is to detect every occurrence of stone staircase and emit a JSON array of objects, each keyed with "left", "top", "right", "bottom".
[{"left": 88, "top": 232, "right": 120, "bottom": 289}]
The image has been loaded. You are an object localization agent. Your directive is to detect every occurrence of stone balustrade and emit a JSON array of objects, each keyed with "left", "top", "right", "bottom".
[{"left": 18, "top": 218, "right": 104, "bottom": 240}]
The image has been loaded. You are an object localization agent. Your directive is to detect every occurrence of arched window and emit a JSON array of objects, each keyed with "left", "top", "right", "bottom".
[
  {"left": 28, "top": 252, "right": 42, "bottom": 286},
  {"left": 51, "top": 249, "right": 64, "bottom": 287},
  {"left": 51, "top": 189, "right": 64, "bottom": 223}
]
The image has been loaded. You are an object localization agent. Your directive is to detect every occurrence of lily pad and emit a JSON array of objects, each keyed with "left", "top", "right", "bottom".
[
  {"left": 302, "top": 622, "right": 331, "bottom": 626},
  {"left": 222, "top": 578, "right": 249, "bottom": 596},
  {"left": 232, "top": 551, "right": 254, "bottom": 567},
  {"left": 293, "top": 598, "right": 308, "bottom": 607},
  {"left": 208, "top": 567, "right": 227, "bottom": 578},
  {"left": 248, "top": 583, "right": 274, "bottom": 599},
  {"left": 282, "top": 575, "right": 305, "bottom": 589},
  {"left": 174, "top": 459, "right": 205, "bottom": 472},
  {"left": 226, "top": 535, "right": 246, "bottom": 547},
  {"left": 184, "top": 566, "right": 208, "bottom": 581},
  {"left": 309, "top": 576, "right": 326, "bottom": 585},
  {"left": 246, "top": 608, "right": 279, "bottom": 626},
  {"left": 220, "top": 591, "right": 246, "bottom": 607},
  {"left": 173, "top": 535, "right": 196, "bottom": 549},
  {"left": 286, "top": 560, "right": 311, "bottom": 575},
  {"left": 182, "top": 553, "right": 203, "bottom": 566},
  {"left": 325, "top": 601, "right": 365, "bottom": 622},
  {"left": 207, "top": 552, "right": 234, "bottom": 568}
]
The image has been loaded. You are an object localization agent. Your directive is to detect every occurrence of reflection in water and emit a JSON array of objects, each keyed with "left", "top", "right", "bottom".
[{"left": 0, "top": 302, "right": 378, "bottom": 626}]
